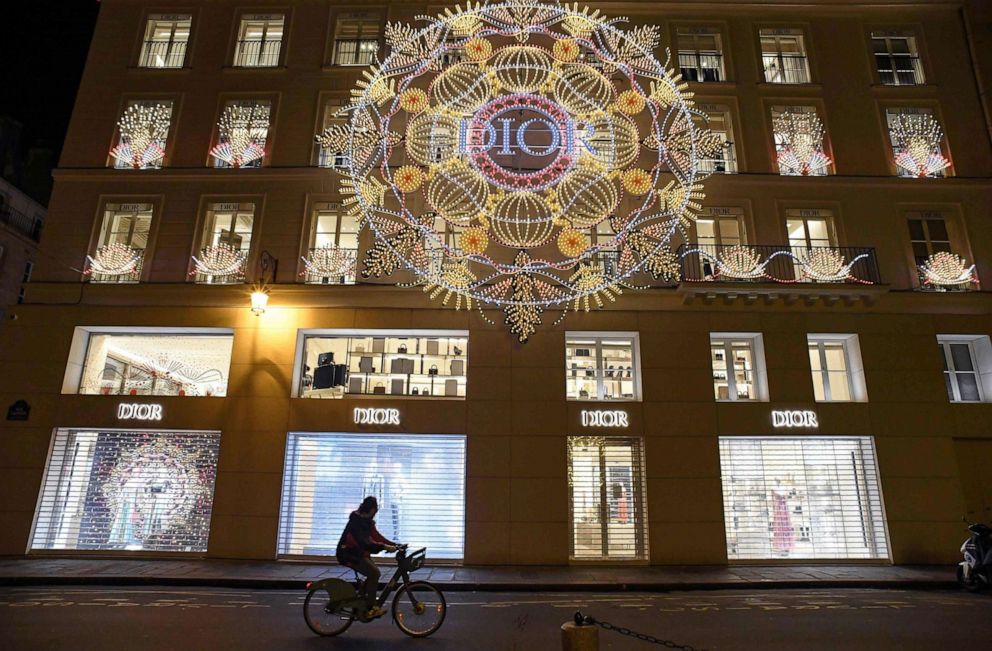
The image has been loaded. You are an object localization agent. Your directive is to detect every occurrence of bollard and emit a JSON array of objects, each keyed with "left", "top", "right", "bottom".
[{"left": 561, "top": 612, "right": 598, "bottom": 651}]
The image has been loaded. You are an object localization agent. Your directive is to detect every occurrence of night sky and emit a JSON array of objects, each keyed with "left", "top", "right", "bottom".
[{"left": 3, "top": 1, "right": 100, "bottom": 165}]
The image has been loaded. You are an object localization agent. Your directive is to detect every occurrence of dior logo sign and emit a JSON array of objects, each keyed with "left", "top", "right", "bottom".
[
  {"left": 117, "top": 403, "right": 163, "bottom": 421},
  {"left": 771, "top": 410, "right": 818, "bottom": 428},
  {"left": 581, "top": 410, "right": 629, "bottom": 428},
  {"left": 354, "top": 407, "right": 400, "bottom": 426}
]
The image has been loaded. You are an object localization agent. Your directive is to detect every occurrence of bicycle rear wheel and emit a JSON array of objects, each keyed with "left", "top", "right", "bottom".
[
  {"left": 392, "top": 581, "right": 446, "bottom": 638},
  {"left": 303, "top": 588, "right": 355, "bottom": 636}
]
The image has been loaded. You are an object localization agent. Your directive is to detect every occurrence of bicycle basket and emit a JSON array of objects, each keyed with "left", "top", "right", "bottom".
[{"left": 406, "top": 547, "right": 427, "bottom": 572}]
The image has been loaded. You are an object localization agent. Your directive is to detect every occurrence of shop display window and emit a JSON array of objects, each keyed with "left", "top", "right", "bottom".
[
  {"left": 710, "top": 334, "right": 767, "bottom": 401},
  {"left": 30, "top": 429, "right": 221, "bottom": 553},
  {"left": 568, "top": 436, "right": 648, "bottom": 561},
  {"left": 566, "top": 334, "right": 639, "bottom": 401},
  {"left": 278, "top": 433, "right": 466, "bottom": 559},
  {"left": 67, "top": 328, "right": 234, "bottom": 397},
  {"left": 298, "top": 332, "right": 468, "bottom": 399},
  {"left": 719, "top": 436, "right": 889, "bottom": 560}
]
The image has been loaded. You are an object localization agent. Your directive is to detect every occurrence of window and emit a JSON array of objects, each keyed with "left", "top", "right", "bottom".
[
  {"left": 193, "top": 202, "right": 255, "bottom": 284},
  {"left": 65, "top": 328, "right": 234, "bottom": 396},
  {"left": 278, "top": 433, "right": 466, "bottom": 559},
  {"left": 30, "top": 429, "right": 220, "bottom": 552},
  {"left": 787, "top": 209, "right": 835, "bottom": 249},
  {"left": 303, "top": 202, "right": 359, "bottom": 284},
  {"left": 719, "top": 437, "right": 889, "bottom": 560},
  {"left": 566, "top": 334, "right": 640, "bottom": 401},
  {"left": 760, "top": 28, "right": 810, "bottom": 84},
  {"left": 677, "top": 27, "right": 725, "bottom": 82},
  {"left": 138, "top": 14, "right": 191, "bottom": 68},
  {"left": 711, "top": 334, "right": 767, "bottom": 401},
  {"left": 211, "top": 99, "right": 271, "bottom": 169},
  {"left": 695, "top": 105, "right": 737, "bottom": 174},
  {"left": 907, "top": 213, "right": 951, "bottom": 267},
  {"left": 885, "top": 107, "right": 951, "bottom": 178},
  {"left": 111, "top": 100, "right": 173, "bottom": 170},
  {"left": 808, "top": 334, "right": 867, "bottom": 402},
  {"left": 22, "top": 260, "right": 33, "bottom": 283},
  {"left": 87, "top": 203, "right": 153, "bottom": 283},
  {"left": 772, "top": 105, "right": 832, "bottom": 176},
  {"left": 872, "top": 32, "right": 924, "bottom": 85},
  {"left": 332, "top": 13, "right": 380, "bottom": 65},
  {"left": 297, "top": 332, "right": 468, "bottom": 398},
  {"left": 938, "top": 336, "right": 992, "bottom": 403},
  {"left": 314, "top": 98, "right": 350, "bottom": 168},
  {"left": 233, "top": 14, "right": 284, "bottom": 67},
  {"left": 568, "top": 436, "right": 648, "bottom": 561}
]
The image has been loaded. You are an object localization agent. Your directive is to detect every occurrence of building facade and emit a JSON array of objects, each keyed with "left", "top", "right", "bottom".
[
  {"left": 0, "top": 177, "right": 45, "bottom": 323},
  {"left": 1, "top": 0, "right": 991, "bottom": 566}
]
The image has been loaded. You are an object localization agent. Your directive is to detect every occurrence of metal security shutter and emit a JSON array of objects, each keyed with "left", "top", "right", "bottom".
[
  {"left": 30, "top": 429, "right": 221, "bottom": 553},
  {"left": 278, "top": 433, "right": 466, "bottom": 560},
  {"left": 719, "top": 436, "right": 889, "bottom": 561},
  {"left": 568, "top": 436, "right": 649, "bottom": 561}
]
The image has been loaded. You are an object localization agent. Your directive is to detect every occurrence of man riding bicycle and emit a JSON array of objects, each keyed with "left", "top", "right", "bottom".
[{"left": 336, "top": 496, "right": 399, "bottom": 619}]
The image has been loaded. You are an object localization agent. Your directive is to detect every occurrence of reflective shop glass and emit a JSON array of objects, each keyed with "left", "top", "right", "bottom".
[
  {"left": 566, "top": 336, "right": 638, "bottom": 401},
  {"left": 31, "top": 429, "right": 220, "bottom": 553},
  {"left": 78, "top": 332, "right": 233, "bottom": 397},
  {"left": 719, "top": 437, "right": 889, "bottom": 561},
  {"left": 278, "top": 433, "right": 466, "bottom": 559},
  {"left": 568, "top": 437, "right": 649, "bottom": 561}
]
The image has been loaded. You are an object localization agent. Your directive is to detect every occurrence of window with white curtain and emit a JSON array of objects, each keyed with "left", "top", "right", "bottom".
[
  {"left": 277, "top": 433, "right": 466, "bottom": 559},
  {"left": 31, "top": 429, "right": 221, "bottom": 553},
  {"left": 808, "top": 334, "right": 867, "bottom": 402},
  {"left": 568, "top": 436, "right": 649, "bottom": 561},
  {"left": 719, "top": 436, "right": 889, "bottom": 561},
  {"left": 139, "top": 14, "right": 191, "bottom": 68}
]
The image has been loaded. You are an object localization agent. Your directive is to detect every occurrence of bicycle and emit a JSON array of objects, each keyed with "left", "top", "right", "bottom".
[{"left": 303, "top": 544, "right": 447, "bottom": 638}]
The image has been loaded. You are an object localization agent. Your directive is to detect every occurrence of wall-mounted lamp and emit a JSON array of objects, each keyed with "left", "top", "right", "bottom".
[{"left": 250, "top": 288, "right": 269, "bottom": 316}]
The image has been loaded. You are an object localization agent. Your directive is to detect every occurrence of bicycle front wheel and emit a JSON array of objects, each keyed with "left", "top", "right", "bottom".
[
  {"left": 392, "top": 581, "right": 446, "bottom": 638},
  {"left": 303, "top": 588, "right": 355, "bottom": 637}
]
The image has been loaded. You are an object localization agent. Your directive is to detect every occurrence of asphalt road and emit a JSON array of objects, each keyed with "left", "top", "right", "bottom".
[{"left": 1, "top": 586, "right": 990, "bottom": 650}]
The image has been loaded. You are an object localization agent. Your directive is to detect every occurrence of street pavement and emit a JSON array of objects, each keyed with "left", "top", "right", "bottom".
[{"left": 1, "top": 586, "right": 990, "bottom": 650}]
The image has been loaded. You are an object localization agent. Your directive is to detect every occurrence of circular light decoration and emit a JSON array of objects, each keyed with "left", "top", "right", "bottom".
[{"left": 324, "top": 1, "right": 724, "bottom": 341}]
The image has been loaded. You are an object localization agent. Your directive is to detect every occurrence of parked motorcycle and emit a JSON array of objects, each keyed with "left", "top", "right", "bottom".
[{"left": 957, "top": 518, "right": 992, "bottom": 592}]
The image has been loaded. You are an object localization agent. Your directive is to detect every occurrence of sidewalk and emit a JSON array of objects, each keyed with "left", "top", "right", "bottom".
[{"left": 0, "top": 557, "right": 957, "bottom": 591}]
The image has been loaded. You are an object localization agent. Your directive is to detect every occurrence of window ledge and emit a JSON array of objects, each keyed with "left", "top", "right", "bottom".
[
  {"left": 677, "top": 281, "right": 888, "bottom": 306},
  {"left": 127, "top": 66, "right": 192, "bottom": 72},
  {"left": 756, "top": 81, "right": 822, "bottom": 90},
  {"left": 869, "top": 83, "right": 938, "bottom": 90},
  {"left": 221, "top": 65, "right": 288, "bottom": 71}
]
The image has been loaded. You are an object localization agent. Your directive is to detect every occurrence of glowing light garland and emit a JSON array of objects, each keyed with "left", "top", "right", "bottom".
[
  {"left": 110, "top": 103, "right": 172, "bottom": 169},
  {"left": 919, "top": 251, "right": 978, "bottom": 290},
  {"left": 85, "top": 242, "right": 144, "bottom": 278},
  {"left": 890, "top": 113, "right": 951, "bottom": 178},
  {"left": 774, "top": 108, "right": 832, "bottom": 176},
  {"left": 301, "top": 244, "right": 357, "bottom": 280},
  {"left": 685, "top": 245, "right": 875, "bottom": 284},
  {"left": 209, "top": 103, "right": 270, "bottom": 168},
  {"left": 190, "top": 243, "right": 247, "bottom": 279},
  {"left": 329, "top": 0, "right": 721, "bottom": 341}
]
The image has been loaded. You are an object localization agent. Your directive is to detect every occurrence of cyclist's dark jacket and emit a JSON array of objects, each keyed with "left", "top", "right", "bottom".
[{"left": 336, "top": 511, "right": 389, "bottom": 565}]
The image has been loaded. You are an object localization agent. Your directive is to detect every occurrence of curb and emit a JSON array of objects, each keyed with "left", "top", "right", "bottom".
[{"left": 0, "top": 576, "right": 959, "bottom": 592}]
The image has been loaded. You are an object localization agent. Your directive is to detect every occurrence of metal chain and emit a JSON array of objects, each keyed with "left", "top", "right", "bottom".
[{"left": 575, "top": 612, "right": 705, "bottom": 651}]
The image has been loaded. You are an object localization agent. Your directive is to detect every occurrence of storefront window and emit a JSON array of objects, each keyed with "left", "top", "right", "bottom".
[
  {"left": 298, "top": 332, "right": 468, "bottom": 398},
  {"left": 568, "top": 437, "right": 648, "bottom": 561},
  {"left": 71, "top": 329, "right": 234, "bottom": 396},
  {"left": 278, "top": 433, "right": 466, "bottom": 559},
  {"left": 711, "top": 334, "right": 766, "bottom": 401},
  {"left": 566, "top": 334, "right": 639, "bottom": 401},
  {"left": 719, "top": 436, "right": 889, "bottom": 560},
  {"left": 30, "top": 429, "right": 221, "bottom": 553}
]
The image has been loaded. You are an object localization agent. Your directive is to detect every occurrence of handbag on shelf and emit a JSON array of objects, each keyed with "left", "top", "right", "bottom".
[
  {"left": 372, "top": 337, "right": 386, "bottom": 353},
  {"left": 576, "top": 348, "right": 591, "bottom": 357},
  {"left": 444, "top": 379, "right": 458, "bottom": 396},
  {"left": 453, "top": 345, "right": 463, "bottom": 356},
  {"left": 398, "top": 343, "right": 408, "bottom": 354},
  {"left": 355, "top": 344, "right": 365, "bottom": 353},
  {"left": 359, "top": 356, "right": 374, "bottom": 374},
  {"left": 390, "top": 358, "right": 406, "bottom": 374},
  {"left": 584, "top": 369, "right": 595, "bottom": 378},
  {"left": 373, "top": 383, "right": 386, "bottom": 395},
  {"left": 428, "top": 364, "right": 439, "bottom": 376},
  {"left": 348, "top": 377, "right": 363, "bottom": 394},
  {"left": 450, "top": 359, "right": 464, "bottom": 376},
  {"left": 426, "top": 339, "right": 439, "bottom": 355},
  {"left": 412, "top": 387, "right": 420, "bottom": 396},
  {"left": 391, "top": 378, "right": 405, "bottom": 395}
]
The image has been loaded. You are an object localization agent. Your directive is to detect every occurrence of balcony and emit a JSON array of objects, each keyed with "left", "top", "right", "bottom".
[
  {"left": 916, "top": 252, "right": 980, "bottom": 292},
  {"left": 762, "top": 54, "right": 810, "bottom": 84},
  {"left": 138, "top": 40, "right": 188, "bottom": 68},
  {"left": 677, "top": 243, "right": 884, "bottom": 305},
  {"left": 0, "top": 205, "right": 43, "bottom": 242},
  {"left": 678, "top": 51, "right": 724, "bottom": 82},
  {"left": 84, "top": 244, "right": 144, "bottom": 284},
  {"left": 301, "top": 246, "right": 357, "bottom": 285},
  {"left": 190, "top": 244, "right": 248, "bottom": 285},
  {"left": 877, "top": 56, "right": 925, "bottom": 86},
  {"left": 233, "top": 39, "right": 281, "bottom": 67},
  {"left": 699, "top": 142, "right": 737, "bottom": 174}
]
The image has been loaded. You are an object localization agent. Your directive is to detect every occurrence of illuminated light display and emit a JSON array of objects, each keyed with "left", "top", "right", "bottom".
[
  {"left": 209, "top": 103, "right": 270, "bottom": 168},
  {"left": 581, "top": 409, "right": 630, "bottom": 428},
  {"left": 684, "top": 245, "right": 876, "bottom": 285},
  {"left": 773, "top": 108, "right": 832, "bottom": 176},
  {"left": 890, "top": 113, "right": 952, "bottom": 178},
  {"left": 84, "top": 242, "right": 144, "bottom": 279},
  {"left": 300, "top": 244, "right": 357, "bottom": 281},
  {"left": 324, "top": 1, "right": 721, "bottom": 341},
  {"left": 110, "top": 103, "right": 172, "bottom": 169},
  {"left": 771, "top": 410, "right": 818, "bottom": 428},
  {"left": 919, "top": 251, "right": 979, "bottom": 290},
  {"left": 190, "top": 243, "right": 248, "bottom": 280}
]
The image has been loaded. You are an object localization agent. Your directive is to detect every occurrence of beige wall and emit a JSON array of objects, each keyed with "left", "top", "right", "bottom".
[{"left": 2, "top": 0, "right": 991, "bottom": 565}]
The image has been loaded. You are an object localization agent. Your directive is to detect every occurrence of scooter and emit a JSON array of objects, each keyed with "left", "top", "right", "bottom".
[{"left": 957, "top": 518, "right": 992, "bottom": 592}]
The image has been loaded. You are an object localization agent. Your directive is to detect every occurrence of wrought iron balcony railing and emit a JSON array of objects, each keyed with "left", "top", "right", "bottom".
[
  {"left": 138, "top": 40, "right": 188, "bottom": 68},
  {"left": 916, "top": 252, "right": 980, "bottom": 292},
  {"left": 301, "top": 247, "right": 358, "bottom": 285},
  {"left": 762, "top": 53, "right": 811, "bottom": 84},
  {"left": 678, "top": 244, "right": 881, "bottom": 285},
  {"left": 678, "top": 51, "right": 724, "bottom": 82},
  {"left": 0, "top": 205, "right": 43, "bottom": 242},
  {"left": 877, "top": 56, "right": 925, "bottom": 86},
  {"left": 190, "top": 244, "right": 249, "bottom": 285},
  {"left": 84, "top": 245, "right": 144, "bottom": 284},
  {"left": 233, "top": 39, "right": 282, "bottom": 67}
]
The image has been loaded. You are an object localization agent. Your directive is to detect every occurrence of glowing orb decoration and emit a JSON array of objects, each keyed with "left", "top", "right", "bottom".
[{"left": 325, "top": 1, "right": 722, "bottom": 341}]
